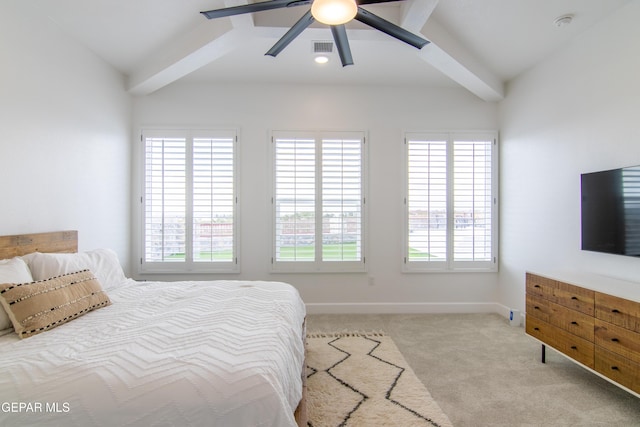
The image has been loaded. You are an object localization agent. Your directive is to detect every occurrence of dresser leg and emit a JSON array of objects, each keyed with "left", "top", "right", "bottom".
[{"left": 541, "top": 344, "right": 546, "bottom": 364}]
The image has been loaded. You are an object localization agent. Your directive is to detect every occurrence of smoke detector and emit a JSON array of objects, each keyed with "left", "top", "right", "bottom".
[{"left": 553, "top": 14, "right": 573, "bottom": 28}]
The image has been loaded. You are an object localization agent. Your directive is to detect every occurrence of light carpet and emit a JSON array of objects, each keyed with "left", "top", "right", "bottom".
[{"left": 305, "top": 332, "right": 453, "bottom": 427}]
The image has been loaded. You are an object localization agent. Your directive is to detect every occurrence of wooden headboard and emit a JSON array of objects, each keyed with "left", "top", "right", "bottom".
[{"left": 0, "top": 231, "right": 78, "bottom": 259}]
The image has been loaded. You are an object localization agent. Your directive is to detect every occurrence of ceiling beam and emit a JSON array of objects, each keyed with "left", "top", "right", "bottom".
[
  {"left": 418, "top": 17, "right": 504, "bottom": 102},
  {"left": 128, "top": 20, "right": 238, "bottom": 95},
  {"left": 398, "top": 0, "right": 504, "bottom": 101},
  {"left": 127, "top": 0, "right": 254, "bottom": 96},
  {"left": 223, "top": 0, "right": 256, "bottom": 28},
  {"left": 127, "top": 0, "right": 504, "bottom": 101},
  {"left": 400, "top": 0, "right": 439, "bottom": 32}
]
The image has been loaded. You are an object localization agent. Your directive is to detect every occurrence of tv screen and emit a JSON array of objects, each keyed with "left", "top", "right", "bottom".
[{"left": 581, "top": 165, "right": 640, "bottom": 257}]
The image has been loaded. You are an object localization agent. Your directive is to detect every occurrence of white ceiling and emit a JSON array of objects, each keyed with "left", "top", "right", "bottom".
[{"left": 24, "top": 0, "right": 630, "bottom": 100}]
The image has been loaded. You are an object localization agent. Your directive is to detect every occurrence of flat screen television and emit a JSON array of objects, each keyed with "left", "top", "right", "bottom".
[{"left": 581, "top": 165, "right": 640, "bottom": 257}]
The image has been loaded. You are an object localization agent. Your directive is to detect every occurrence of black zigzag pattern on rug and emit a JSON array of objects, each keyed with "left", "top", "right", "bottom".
[
  {"left": 307, "top": 335, "right": 444, "bottom": 427},
  {"left": 363, "top": 336, "right": 443, "bottom": 427},
  {"left": 307, "top": 336, "right": 369, "bottom": 427}
]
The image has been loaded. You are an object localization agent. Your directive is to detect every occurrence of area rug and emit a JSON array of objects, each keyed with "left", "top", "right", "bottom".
[{"left": 305, "top": 332, "right": 453, "bottom": 427}]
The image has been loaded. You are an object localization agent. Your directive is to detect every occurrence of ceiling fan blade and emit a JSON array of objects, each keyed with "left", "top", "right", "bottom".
[
  {"left": 355, "top": 8, "right": 429, "bottom": 49},
  {"left": 266, "top": 10, "right": 315, "bottom": 57},
  {"left": 201, "top": 0, "right": 311, "bottom": 19},
  {"left": 330, "top": 25, "right": 353, "bottom": 67}
]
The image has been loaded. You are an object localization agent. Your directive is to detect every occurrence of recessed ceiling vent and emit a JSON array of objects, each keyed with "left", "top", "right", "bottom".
[{"left": 312, "top": 41, "right": 334, "bottom": 54}]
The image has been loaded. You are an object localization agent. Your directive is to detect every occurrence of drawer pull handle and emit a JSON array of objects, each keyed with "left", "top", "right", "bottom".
[
  {"left": 611, "top": 309, "right": 621, "bottom": 314},
  {"left": 611, "top": 338, "right": 620, "bottom": 343},
  {"left": 571, "top": 296, "right": 578, "bottom": 300},
  {"left": 611, "top": 366, "right": 619, "bottom": 371},
  {"left": 534, "top": 327, "right": 540, "bottom": 331},
  {"left": 534, "top": 285, "right": 541, "bottom": 288},
  {"left": 570, "top": 346, "right": 577, "bottom": 350},
  {"left": 570, "top": 321, "right": 578, "bottom": 325},
  {"left": 534, "top": 306, "right": 540, "bottom": 310}
]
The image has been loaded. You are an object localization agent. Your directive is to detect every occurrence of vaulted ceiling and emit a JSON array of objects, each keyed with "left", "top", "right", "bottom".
[{"left": 25, "top": 0, "right": 630, "bottom": 101}]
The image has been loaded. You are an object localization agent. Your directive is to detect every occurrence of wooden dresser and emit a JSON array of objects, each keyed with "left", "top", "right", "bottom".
[{"left": 526, "top": 272, "right": 640, "bottom": 397}]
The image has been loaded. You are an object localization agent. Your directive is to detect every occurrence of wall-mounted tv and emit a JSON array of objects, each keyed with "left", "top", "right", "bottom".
[{"left": 581, "top": 165, "right": 640, "bottom": 257}]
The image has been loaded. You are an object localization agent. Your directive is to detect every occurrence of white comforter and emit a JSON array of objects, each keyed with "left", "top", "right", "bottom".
[{"left": 0, "top": 279, "right": 306, "bottom": 427}]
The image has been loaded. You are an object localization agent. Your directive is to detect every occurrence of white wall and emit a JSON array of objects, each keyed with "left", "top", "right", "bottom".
[
  {"left": 498, "top": 1, "right": 640, "bottom": 311},
  {"left": 0, "top": 1, "right": 132, "bottom": 272},
  {"left": 133, "top": 82, "right": 500, "bottom": 312},
  {"left": 7, "top": 0, "right": 636, "bottom": 315}
]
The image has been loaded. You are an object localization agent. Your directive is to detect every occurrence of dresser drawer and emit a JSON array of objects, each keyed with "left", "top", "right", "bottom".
[
  {"left": 526, "top": 316, "right": 594, "bottom": 368},
  {"left": 595, "top": 346, "right": 640, "bottom": 394},
  {"left": 595, "top": 319, "right": 640, "bottom": 364},
  {"left": 527, "top": 294, "right": 594, "bottom": 341},
  {"left": 526, "top": 273, "right": 557, "bottom": 299},
  {"left": 595, "top": 292, "right": 640, "bottom": 333},
  {"left": 526, "top": 273, "right": 594, "bottom": 315}
]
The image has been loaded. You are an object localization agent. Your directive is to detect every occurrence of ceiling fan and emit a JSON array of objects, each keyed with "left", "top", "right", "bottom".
[{"left": 201, "top": 0, "right": 430, "bottom": 66}]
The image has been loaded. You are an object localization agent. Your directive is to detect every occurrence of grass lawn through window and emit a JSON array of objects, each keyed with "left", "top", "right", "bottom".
[{"left": 278, "top": 242, "right": 360, "bottom": 261}]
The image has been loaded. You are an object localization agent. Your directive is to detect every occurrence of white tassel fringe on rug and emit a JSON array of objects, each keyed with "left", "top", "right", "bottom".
[{"left": 305, "top": 332, "right": 453, "bottom": 427}]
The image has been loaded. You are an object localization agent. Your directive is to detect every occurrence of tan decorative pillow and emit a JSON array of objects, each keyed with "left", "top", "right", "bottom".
[{"left": 0, "top": 270, "right": 111, "bottom": 338}]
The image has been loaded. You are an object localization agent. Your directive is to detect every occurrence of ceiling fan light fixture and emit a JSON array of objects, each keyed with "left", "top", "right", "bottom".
[
  {"left": 311, "top": 0, "right": 358, "bottom": 25},
  {"left": 201, "top": 0, "right": 430, "bottom": 66}
]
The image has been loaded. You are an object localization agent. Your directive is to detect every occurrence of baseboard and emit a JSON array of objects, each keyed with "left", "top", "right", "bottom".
[{"left": 306, "top": 302, "right": 504, "bottom": 315}]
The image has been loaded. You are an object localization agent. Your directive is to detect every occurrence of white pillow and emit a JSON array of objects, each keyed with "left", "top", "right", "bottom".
[
  {"left": 0, "top": 257, "right": 34, "bottom": 332},
  {"left": 22, "top": 249, "right": 126, "bottom": 290}
]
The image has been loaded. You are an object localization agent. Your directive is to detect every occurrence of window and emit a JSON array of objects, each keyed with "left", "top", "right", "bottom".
[
  {"left": 272, "top": 131, "right": 366, "bottom": 272},
  {"left": 404, "top": 132, "right": 498, "bottom": 272},
  {"left": 140, "top": 129, "right": 238, "bottom": 273}
]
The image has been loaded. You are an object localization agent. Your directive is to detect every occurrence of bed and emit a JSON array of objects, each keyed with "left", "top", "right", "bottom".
[{"left": 0, "top": 231, "right": 307, "bottom": 426}]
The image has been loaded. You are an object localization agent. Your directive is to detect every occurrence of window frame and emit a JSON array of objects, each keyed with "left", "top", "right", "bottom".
[
  {"left": 403, "top": 131, "right": 499, "bottom": 273},
  {"left": 270, "top": 130, "right": 367, "bottom": 273},
  {"left": 138, "top": 127, "right": 239, "bottom": 274}
]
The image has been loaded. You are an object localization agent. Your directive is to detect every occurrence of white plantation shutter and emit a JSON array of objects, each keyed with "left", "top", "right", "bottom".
[
  {"left": 192, "top": 135, "right": 235, "bottom": 263},
  {"left": 453, "top": 138, "right": 493, "bottom": 265},
  {"left": 406, "top": 137, "right": 447, "bottom": 263},
  {"left": 141, "top": 129, "right": 238, "bottom": 273},
  {"left": 405, "top": 132, "right": 497, "bottom": 272},
  {"left": 144, "top": 134, "right": 187, "bottom": 263},
  {"left": 274, "top": 133, "right": 316, "bottom": 262},
  {"left": 322, "top": 137, "right": 362, "bottom": 262},
  {"left": 272, "top": 131, "right": 366, "bottom": 272}
]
